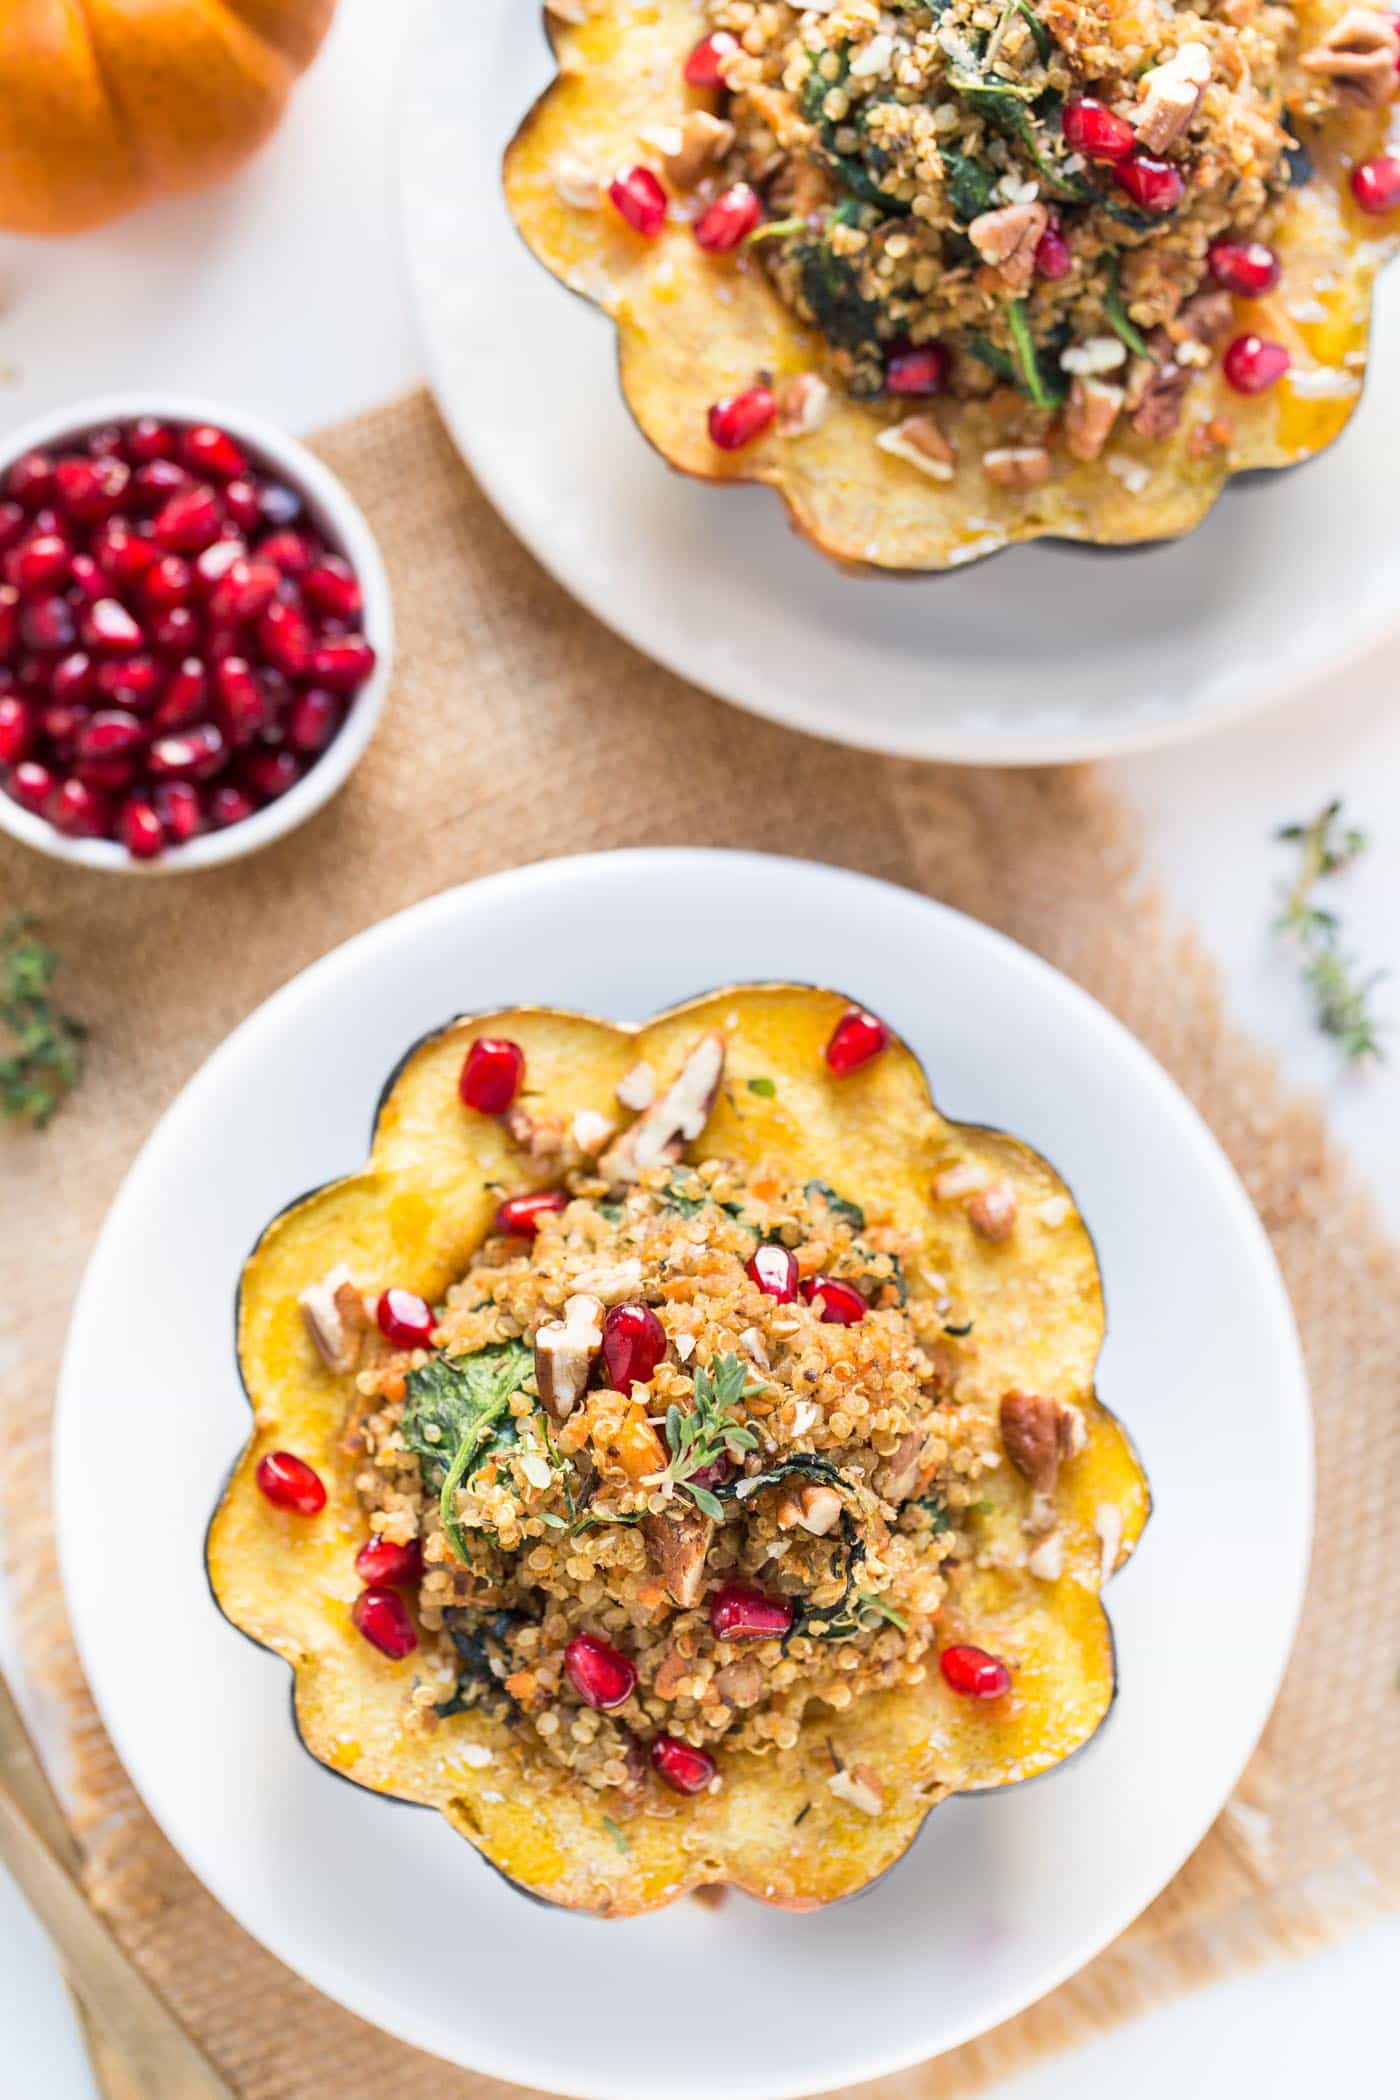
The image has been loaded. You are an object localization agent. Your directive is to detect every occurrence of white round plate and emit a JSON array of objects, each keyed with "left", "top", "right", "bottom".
[
  {"left": 57, "top": 850, "right": 1309, "bottom": 2100},
  {"left": 396, "top": 0, "right": 1400, "bottom": 765}
]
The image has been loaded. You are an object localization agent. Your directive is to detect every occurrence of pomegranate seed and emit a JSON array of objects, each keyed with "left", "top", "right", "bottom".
[
  {"left": 825, "top": 1006, "right": 889, "bottom": 1075},
  {"left": 93, "top": 522, "right": 158, "bottom": 589},
  {"left": 214, "top": 655, "right": 267, "bottom": 744},
  {"left": 1207, "top": 239, "right": 1280, "bottom": 296},
  {"left": 126, "top": 417, "right": 176, "bottom": 463},
  {"left": 148, "top": 722, "right": 227, "bottom": 781},
  {"left": 153, "top": 484, "right": 222, "bottom": 553},
  {"left": 352, "top": 1585, "right": 417, "bottom": 1659},
  {"left": 8, "top": 760, "right": 55, "bottom": 814},
  {"left": 40, "top": 703, "right": 88, "bottom": 755},
  {"left": 7, "top": 452, "right": 55, "bottom": 508},
  {"left": 1062, "top": 98, "right": 1135, "bottom": 162},
  {"left": 194, "top": 539, "right": 245, "bottom": 593},
  {"left": 1034, "top": 218, "right": 1073, "bottom": 281},
  {"left": 887, "top": 344, "right": 949, "bottom": 395},
  {"left": 302, "top": 554, "right": 363, "bottom": 622},
  {"left": 940, "top": 1643, "right": 1012, "bottom": 1699},
  {"left": 309, "top": 635, "right": 376, "bottom": 690},
  {"left": 255, "top": 1449, "right": 327, "bottom": 1514},
  {"left": 0, "top": 502, "right": 24, "bottom": 552},
  {"left": 747, "top": 1243, "right": 799, "bottom": 1301},
  {"left": 181, "top": 424, "right": 246, "bottom": 480},
  {"left": 118, "top": 796, "right": 165, "bottom": 860},
  {"left": 67, "top": 554, "right": 105, "bottom": 603},
  {"left": 1114, "top": 154, "right": 1183, "bottom": 214},
  {"left": 7, "top": 533, "right": 71, "bottom": 594},
  {"left": 1222, "top": 334, "right": 1289, "bottom": 395},
  {"left": 153, "top": 780, "right": 203, "bottom": 842},
  {"left": 695, "top": 183, "right": 762, "bottom": 252},
  {"left": 15, "top": 654, "right": 52, "bottom": 696},
  {"left": 143, "top": 554, "right": 194, "bottom": 610},
  {"left": 50, "top": 652, "right": 94, "bottom": 705},
  {"left": 801, "top": 1274, "right": 867, "bottom": 1324},
  {"left": 377, "top": 1287, "right": 435, "bottom": 1349},
  {"left": 55, "top": 455, "right": 129, "bottom": 521},
  {"left": 708, "top": 385, "right": 776, "bottom": 451},
  {"left": 77, "top": 710, "right": 145, "bottom": 762},
  {"left": 0, "top": 694, "right": 33, "bottom": 763},
  {"left": 21, "top": 596, "right": 76, "bottom": 653},
  {"left": 0, "top": 586, "right": 15, "bottom": 654},
  {"left": 94, "top": 654, "right": 164, "bottom": 710},
  {"left": 153, "top": 659, "right": 208, "bottom": 728},
  {"left": 260, "top": 528, "right": 318, "bottom": 576},
  {"left": 651, "top": 1734, "right": 716, "bottom": 1794},
  {"left": 82, "top": 598, "right": 144, "bottom": 653},
  {"left": 259, "top": 597, "right": 314, "bottom": 675},
  {"left": 689, "top": 1453, "right": 734, "bottom": 1492},
  {"left": 87, "top": 424, "right": 125, "bottom": 459},
  {"left": 47, "top": 776, "right": 113, "bottom": 837},
  {"left": 223, "top": 478, "right": 262, "bottom": 532},
  {"left": 1351, "top": 154, "right": 1400, "bottom": 213},
  {"left": 209, "top": 557, "right": 280, "bottom": 626},
  {"left": 564, "top": 1631, "right": 637, "bottom": 1710},
  {"left": 131, "top": 459, "right": 189, "bottom": 510},
  {"left": 684, "top": 31, "right": 737, "bottom": 87},
  {"left": 239, "top": 747, "right": 301, "bottom": 801},
  {"left": 495, "top": 1189, "right": 570, "bottom": 1237},
  {"left": 608, "top": 165, "right": 667, "bottom": 237},
  {"left": 459, "top": 1036, "right": 525, "bottom": 1113},
  {"left": 602, "top": 1301, "right": 667, "bottom": 1390},
  {"left": 207, "top": 782, "right": 256, "bottom": 828},
  {"left": 75, "top": 755, "right": 138, "bottom": 793},
  {"left": 287, "top": 685, "right": 342, "bottom": 753},
  {"left": 355, "top": 1534, "right": 423, "bottom": 1587},
  {"left": 149, "top": 605, "right": 201, "bottom": 656},
  {"left": 710, "top": 1583, "right": 793, "bottom": 1642}
]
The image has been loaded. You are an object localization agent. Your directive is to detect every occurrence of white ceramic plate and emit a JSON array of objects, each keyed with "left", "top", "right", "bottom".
[
  {"left": 396, "top": 0, "right": 1400, "bottom": 765},
  {"left": 57, "top": 850, "right": 1309, "bottom": 2100}
]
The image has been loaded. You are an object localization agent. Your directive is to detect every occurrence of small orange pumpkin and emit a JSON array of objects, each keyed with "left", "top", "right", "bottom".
[{"left": 0, "top": 0, "right": 337, "bottom": 236}]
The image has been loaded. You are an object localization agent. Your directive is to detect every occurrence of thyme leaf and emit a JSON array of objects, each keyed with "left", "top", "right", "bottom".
[
  {"left": 1274, "top": 800, "right": 1386, "bottom": 1063},
  {"left": 1, "top": 917, "right": 87, "bottom": 1129},
  {"left": 654, "top": 1352, "right": 763, "bottom": 1513}
]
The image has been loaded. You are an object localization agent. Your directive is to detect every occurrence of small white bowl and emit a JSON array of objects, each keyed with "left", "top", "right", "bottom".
[{"left": 0, "top": 392, "right": 393, "bottom": 875}]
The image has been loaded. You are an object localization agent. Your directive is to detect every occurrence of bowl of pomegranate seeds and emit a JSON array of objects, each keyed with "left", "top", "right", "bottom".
[{"left": 0, "top": 395, "right": 392, "bottom": 871}]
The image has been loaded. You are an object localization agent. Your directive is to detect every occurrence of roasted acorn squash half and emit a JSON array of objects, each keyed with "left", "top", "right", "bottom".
[
  {"left": 208, "top": 987, "right": 1149, "bottom": 1916},
  {"left": 503, "top": 0, "right": 1400, "bottom": 572}
]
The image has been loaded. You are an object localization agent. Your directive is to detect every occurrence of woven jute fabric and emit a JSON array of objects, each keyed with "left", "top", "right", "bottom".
[{"left": 1, "top": 390, "right": 1396, "bottom": 2100}]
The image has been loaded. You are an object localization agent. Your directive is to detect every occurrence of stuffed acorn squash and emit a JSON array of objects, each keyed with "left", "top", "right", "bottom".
[
  {"left": 504, "top": 0, "right": 1400, "bottom": 570},
  {"left": 208, "top": 987, "right": 1149, "bottom": 1916}
]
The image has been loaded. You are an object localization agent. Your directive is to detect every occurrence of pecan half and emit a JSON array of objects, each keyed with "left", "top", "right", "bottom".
[
  {"left": 1302, "top": 8, "right": 1400, "bottom": 107},
  {"left": 968, "top": 202, "right": 1049, "bottom": 295},
  {"left": 534, "top": 1292, "right": 604, "bottom": 1420},
  {"left": 999, "top": 1389, "right": 1087, "bottom": 1531}
]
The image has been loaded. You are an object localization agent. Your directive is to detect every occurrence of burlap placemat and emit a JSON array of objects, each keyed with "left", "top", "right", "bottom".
[{"left": 2, "top": 390, "right": 1396, "bottom": 2100}]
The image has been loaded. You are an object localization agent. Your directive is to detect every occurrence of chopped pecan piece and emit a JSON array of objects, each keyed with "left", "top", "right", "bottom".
[
  {"left": 299, "top": 1263, "right": 368, "bottom": 1374},
  {"left": 828, "top": 1762, "right": 886, "bottom": 1815},
  {"left": 643, "top": 1504, "right": 714, "bottom": 1608},
  {"left": 599, "top": 1032, "right": 726, "bottom": 1184},
  {"left": 534, "top": 1292, "right": 604, "bottom": 1420},
  {"left": 1064, "top": 375, "right": 1124, "bottom": 463},
  {"left": 657, "top": 109, "right": 736, "bottom": 186},
  {"left": 1132, "top": 42, "right": 1212, "bottom": 152},
  {"left": 982, "top": 446, "right": 1053, "bottom": 492},
  {"left": 999, "top": 1389, "right": 1087, "bottom": 1531},
  {"left": 776, "top": 1482, "right": 844, "bottom": 1537},
  {"left": 876, "top": 411, "right": 956, "bottom": 480},
  {"left": 1301, "top": 8, "right": 1400, "bottom": 107},
  {"left": 967, "top": 202, "right": 1049, "bottom": 295},
  {"left": 714, "top": 1658, "right": 765, "bottom": 1707},
  {"left": 502, "top": 1102, "right": 566, "bottom": 1167},
  {"left": 968, "top": 1179, "right": 1018, "bottom": 1239},
  {"left": 877, "top": 1429, "right": 928, "bottom": 1505},
  {"left": 776, "top": 371, "right": 831, "bottom": 437}
]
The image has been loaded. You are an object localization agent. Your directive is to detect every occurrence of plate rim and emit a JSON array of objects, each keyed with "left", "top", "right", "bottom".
[
  {"left": 54, "top": 847, "right": 1313, "bottom": 2099},
  {"left": 393, "top": 0, "right": 1397, "bottom": 768}
]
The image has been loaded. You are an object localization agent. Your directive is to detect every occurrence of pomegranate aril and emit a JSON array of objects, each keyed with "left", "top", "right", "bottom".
[
  {"left": 1113, "top": 153, "right": 1183, "bottom": 214},
  {"left": 608, "top": 164, "right": 667, "bottom": 236},
  {"left": 1034, "top": 218, "right": 1072, "bottom": 281},
  {"left": 0, "top": 502, "right": 24, "bottom": 553},
  {"left": 801, "top": 1274, "right": 867, "bottom": 1324},
  {"left": 0, "top": 694, "right": 33, "bottom": 764},
  {"left": 82, "top": 597, "right": 145, "bottom": 653},
  {"left": 651, "top": 1734, "right": 716, "bottom": 1795},
  {"left": 208, "top": 782, "right": 256, "bottom": 828},
  {"left": 86, "top": 424, "right": 125, "bottom": 459},
  {"left": 21, "top": 596, "right": 76, "bottom": 653},
  {"left": 747, "top": 1243, "right": 799, "bottom": 1302},
  {"left": 154, "top": 659, "right": 209, "bottom": 729},
  {"left": 940, "top": 1643, "right": 1012, "bottom": 1699},
  {"left": 182, "top": 423, "right": 247, "bottom": 480},
  {"left": 695, "top": 182, "right": 762, "bottom": 252},
  {"left": 1207, "top": 239, "right": 1280, "bottom": 296},
  {"left": 7, "top": 452, "right": 55, "bottom": 509},
  {"left": 49, "top": 653, "right": 94, "bottom": 705},
  {"left": 214, "top": 655, "right": 267, "bottom": 744},
  {"left": 75, "top": 755, "right": 138, "bottom": 793},
  {"left": 495, "top": 1189, "right": 570, "bottom": 1237},
  {"left": 67, "top": 554, "right": 105, "bottom": 603},
  {"left": 1061, "top": 97, "right": 1135, "bottom": 162},
  {"left": 150, "top": 605, "right": 202, "bottom": 656},
  {"left": 54, "top": 455, "right": 129, "bottom": 520},
  {"left": 260, "top": 597, "right": 314, "bottom": 675},
  {"left": 684, "top": 30, "right": 737, "bottom": 87},
  {"left": 564, "top": 1631, "right": 637, "bottom": 1710},
  {"left": 825, "top": 1006, "right": 889, "bottom": 1075},
  {"left": 0, "top": 586, "right": 16, "bottom": 655},
  {"left": 143, "top": 554, "right": 194, "bottom": 610},
  {"left": 223, "top": 478, "right": 262, "bottom": 533},
  {"left": 287, "top": 685, "right": 342, "bottom": 753},
  {"left": 887, "top": 344, "right": 949, "bottom": 395},
  {"left": 377, "top": 1287, "right": 436, "bottom": 1349},
  {"left": 309, "top": 635, "right": 375, "bottom": 690},
  {"left": 76, "top": 709, "right": 145, "bottom": 762},
  {"left": 210, "top": 557, "right": 280, "bottom": 625},
  {"left": 153, "top": 483, "right": 222, "bottom": 553},
  {"left": 1222, "top": 333, "right": 1289, "bottom": 395},
  {"left": 15, "top": 653, "right": 52, "bottom": 696},
  {"left": 460, "top": 1035, "right": 525, "bottom": 1113},
  {"left": 302, "top": 554, "right": 364, "bottom": 622},
  {"left": 93, "top": 521, "right": 158, "bottom": 589},
  {"left": 255, "top": 1449, "right": 327, "bottom": 1514},
  {"left": 126, "top": 417, "right": 176, "bottom": 463},
  {"left": 239, "top": 746, "right": 301, "bottom": 801},
  {"left": 148, "top": 722, "right": 227, "bottom": 781},
  {"left": 7, "top": 532, "right": 71, "bottom": 594},
  {"left": 352, "top": 1586, "right": 418, "bottom": 1659},
  {"left": 47, "top": 776, "right": 113, "bottom": 837},
  {"left": 194, "top": 538, "right": 245, "bottom": 592},
  {"left": 118, "top": 796, "right": 165, "bottom": 860},
  {"left": 710, "top": 1583, "right": 793, "bottom": 1642},
  {"left": 131, "top": 459, "right": 190, "bottom": 510},
  {"left": 1351, "top": 155, "right": 1400, "bottom": 214},
  {"left": 356, "top": 1534, "right": 423, "bottom": 1587},
  {"left": 154, "top": 780, "right": 204, "bottom": 842},
  {"left": 260, "top": 528, "right": 318, "bottom": 576},
  {"left": 8, "top": 760, "right": 55, "bottom": 814},
  {"left": 94, "top": 654, "right": 164, "bottom": 710},
  {"left": 39, "top": 703, "right": 89, "bottom": 755},
  {"left": 602, "top": 1302, "right": 667, "bottom": 1390},
  {"left": 708, "top": 385, "right": 776, "bottom": 451}
]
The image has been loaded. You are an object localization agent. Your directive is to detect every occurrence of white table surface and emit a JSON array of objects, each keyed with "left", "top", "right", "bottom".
[{"left": 1, "top": 1, "right": 1395, "bottom": 2093}]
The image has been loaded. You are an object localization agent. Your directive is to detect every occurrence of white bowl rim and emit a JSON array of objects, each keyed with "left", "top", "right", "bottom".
[{"left": 0, "top": 391, "right": 393, "bottom": 876}]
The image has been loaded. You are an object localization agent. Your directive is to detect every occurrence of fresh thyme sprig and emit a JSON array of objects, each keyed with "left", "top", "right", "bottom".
[
  {"left": 1274, "top": 801, "right": 1386, "bottom": 1064},
  {"left": 654, "top": 1351, "right": 763, "bottom": 1521},
  {"left": 1, "top": 915, "right": 87, "bottom": 1128}
]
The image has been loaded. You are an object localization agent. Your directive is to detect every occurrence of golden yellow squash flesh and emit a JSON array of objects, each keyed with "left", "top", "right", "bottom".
[
  {"left": 208, "top": 987, "right": 1149, "bottom": 1915},
  {"left": 503, "top": 0, "right": 1399, "bottom": 571}
]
